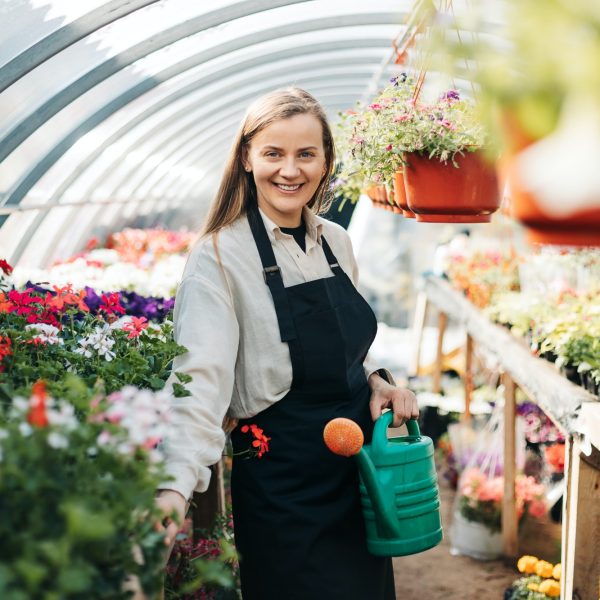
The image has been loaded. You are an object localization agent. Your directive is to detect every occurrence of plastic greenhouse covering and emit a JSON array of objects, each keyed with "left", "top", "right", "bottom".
[{"left": 0, "top": 0, "right": 427, "bottom": 267}]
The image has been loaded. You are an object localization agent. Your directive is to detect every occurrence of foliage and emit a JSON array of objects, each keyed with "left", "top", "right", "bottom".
[
  {"left": 0, "top": 381, "right": 169, "bottom": 599},
  {"left": 165, "top": 514, "right": 240, "bottom": 600},
  {"left": 0, "top": 281, "right": 187, "bottom": 403},
  {"left": 426, "top": 0, "right": 600, "bottom": 150}
]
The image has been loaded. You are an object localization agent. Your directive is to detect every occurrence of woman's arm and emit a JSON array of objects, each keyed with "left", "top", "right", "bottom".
[{"left": 158, "top": 273, "right": 239, "bottom": 501}]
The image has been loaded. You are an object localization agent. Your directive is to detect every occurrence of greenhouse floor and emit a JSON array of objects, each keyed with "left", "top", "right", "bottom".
[{"left": 393, "top": 482, "right": 517, "bottom": 599}]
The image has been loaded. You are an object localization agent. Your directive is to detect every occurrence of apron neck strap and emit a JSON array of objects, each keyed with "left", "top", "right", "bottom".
[{"left": 247, "top": 201, "right": 297, "bottom": 342}]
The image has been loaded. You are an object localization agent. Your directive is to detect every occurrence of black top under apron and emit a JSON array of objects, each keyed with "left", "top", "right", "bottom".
[{"left": 280, "top": 220, "right": 307, "bottom": 253}]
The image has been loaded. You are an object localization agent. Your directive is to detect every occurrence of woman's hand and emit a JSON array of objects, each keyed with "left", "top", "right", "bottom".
[
  {"left": 155, "top": 489, "right": 187, "bottom": 547},
  {"left": 368, "top": 372, "right": 419, "bottom": 427}
]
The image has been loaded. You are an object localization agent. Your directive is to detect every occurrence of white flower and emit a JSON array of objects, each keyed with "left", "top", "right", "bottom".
[
  {"left": 19, "top": 423, "right": 33, "bottom": 437},
  {"left": 75, "top": 326, "right": 116, "bottom": 361},
  {"left": 25, "top": 323, "right": 64, "bottom": 345},
  {"left": 47, "top": 432, "right": 69, "bottom": 449}
]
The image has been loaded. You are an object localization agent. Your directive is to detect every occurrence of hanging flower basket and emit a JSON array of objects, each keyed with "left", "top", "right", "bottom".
[
  {"left": 500, "top": 111, "right": 600, "bottom": 246},
  {"left": 404, "top": 151, "right": 501, "bottom": 223},
  {"left": 393, "top": 170, "right": 415, "bottom": 218},
  {"left": 507, "top": 173, "right": 600, "bottom": 246}
]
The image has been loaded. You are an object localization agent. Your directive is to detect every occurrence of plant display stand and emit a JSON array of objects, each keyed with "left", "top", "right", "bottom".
[{"left": 414, "top": 275, "right": 599, "bottom": 599}]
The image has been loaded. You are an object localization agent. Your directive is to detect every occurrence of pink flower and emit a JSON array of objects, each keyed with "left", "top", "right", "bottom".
[
  {"left": 386, "top": 144, "right": 393, "bottom": 151},
  {"left": 528, "top": 499, "right": 547, "bottom": 519},
  {"left": 393, "top": 114, "right": 410, "bottom": 123},
  {"left": 478, "top": 477, "right": 503, "bottom": 503},
  {"left": 369, "top": 103, "right": 382, "bottom": 111},
  {"left": 122, "top": 316, "right": 149, "bottom": 339}
]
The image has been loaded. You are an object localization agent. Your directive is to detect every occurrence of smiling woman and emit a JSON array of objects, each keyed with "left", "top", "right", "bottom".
[
  {"left": 242, "top": 113, "right": 327, "bottom": 227},
  {"left": 155, "top": 87, "right": 418, "bottom": 600}
]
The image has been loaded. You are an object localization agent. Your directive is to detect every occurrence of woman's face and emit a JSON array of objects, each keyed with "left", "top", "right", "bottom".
[{"left": 244, "top": 113, "right": 327, "bottom": 227}]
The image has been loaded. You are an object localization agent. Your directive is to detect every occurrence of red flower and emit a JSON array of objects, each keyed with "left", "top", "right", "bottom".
[
  {"left": 241, "top": 423, "right": 271, "bottom": 457},
  {"left": 0, "top": 259, "right": 13, "bottom": 275},
  {"left": 122, "top": 316, "right": 149, "bottom": 339},
  {"left": 28, "top": 380, "right": 49, "bottom": 427},
  {"left": 99, "top": 293, "right": 125, "bottom": 316},
  {"left": 6, "top": 289, "right": 43, "bottom": 316},
  {"left": 0, "top": 336, "right": 12, "bottom": 372}
]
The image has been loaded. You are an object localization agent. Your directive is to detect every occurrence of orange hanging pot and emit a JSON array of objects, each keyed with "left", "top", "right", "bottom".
[
  {"left": 393, "top": 170, "right": 415, "bottom": 218},
  {"left": 498, "top": 112, "right": 600, "bottom": 246},
  {"left": 506, "top": 161, "right": 600, "bottom": 246},
  {"left": 404, "top": 151, "right": 501, "bottom": 223}
]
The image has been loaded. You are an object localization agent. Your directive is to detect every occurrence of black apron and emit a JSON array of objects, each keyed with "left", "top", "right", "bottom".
[{"left": 231, "top": 204, "right": 396, "bottom": 600}]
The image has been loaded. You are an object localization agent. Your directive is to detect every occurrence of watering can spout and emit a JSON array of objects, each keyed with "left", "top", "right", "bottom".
[
  {"left": 355, "top": 448, "right": 403, "bottom": 538},
  {"left": 322, "top": 416, "right": 402, "bottom": 539}
]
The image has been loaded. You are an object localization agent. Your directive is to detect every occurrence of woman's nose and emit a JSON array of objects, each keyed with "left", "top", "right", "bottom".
[{"left": 279, "top": 157, "right": 300, "bottom": 178}]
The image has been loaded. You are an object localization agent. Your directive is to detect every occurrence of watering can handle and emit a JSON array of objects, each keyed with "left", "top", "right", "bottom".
[{"left": 372, "top": 411, "right": 421, "bottom": 456}]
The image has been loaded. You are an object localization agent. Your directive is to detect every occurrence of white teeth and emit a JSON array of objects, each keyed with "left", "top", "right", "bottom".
[{"left": 275, "top": 183, "right": 301, "bottom": 191}]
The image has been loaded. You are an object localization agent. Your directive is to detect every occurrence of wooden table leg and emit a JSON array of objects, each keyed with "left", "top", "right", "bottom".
[
  {"left": 463, "top": 334, "right": 473, "bottom": 422},
  {"left": 502, "top": 372, "right": 518, "bottom": 558},
  {"left": 432, "top": 311, "right": 447, "bottom": 393},
  {"left": 410, "top": 292, "right": 428, "bottom": 377}
]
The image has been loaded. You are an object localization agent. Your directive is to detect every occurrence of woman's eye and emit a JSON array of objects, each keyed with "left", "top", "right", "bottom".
[
  {"left": 300, "top": 152, "right": 314, "bottom": 158},
  {"left": 265, "top": 151, "right": 279, "bottom": 158}
]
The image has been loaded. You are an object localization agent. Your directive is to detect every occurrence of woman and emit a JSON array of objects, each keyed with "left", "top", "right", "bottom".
[{"left": 156, "top": 87, "right": 419, "bottom": 600}]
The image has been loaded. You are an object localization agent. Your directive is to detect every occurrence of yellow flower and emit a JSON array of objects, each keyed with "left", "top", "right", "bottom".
[
  {"left": 552, "top": 563, "right": 562, "bottom": 581},
  {"left": 527, "top": 583, "right": 540, "bottom": 592},
  {"left": 517, "top": 555, "right": 539, "bottom": 574},
  {"left": 535, "top": 560, "right": 554, "bottom": 578},
  {"left": 539, "top": 578, "right": 560, "bottom": 597}
]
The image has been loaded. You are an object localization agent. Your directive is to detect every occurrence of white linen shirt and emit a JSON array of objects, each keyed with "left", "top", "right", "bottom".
[{"left": 160, "top": 206, "right": 377, "bottom": 500}]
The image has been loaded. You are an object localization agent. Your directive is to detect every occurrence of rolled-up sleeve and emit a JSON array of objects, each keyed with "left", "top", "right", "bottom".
[{"left": 159, "top": 274, "right": 239, "bottom": 500}]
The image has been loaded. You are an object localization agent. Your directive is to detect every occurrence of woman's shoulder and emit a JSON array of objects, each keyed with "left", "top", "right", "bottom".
[{"left": 182, "top": 217, "right": 253, "bottom": 280}]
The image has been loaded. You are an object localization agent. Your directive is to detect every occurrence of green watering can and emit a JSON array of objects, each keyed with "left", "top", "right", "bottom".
[{"left": 324, "top": 411, "right": 443, "bottom": 557}]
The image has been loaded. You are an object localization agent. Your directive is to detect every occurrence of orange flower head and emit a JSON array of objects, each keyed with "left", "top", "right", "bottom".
[
  {"left": 323, "top": 418, "right": 364, "bottom": 457},
  {"left": 28, "top": 380, "right": 49, "bottom": 427}
]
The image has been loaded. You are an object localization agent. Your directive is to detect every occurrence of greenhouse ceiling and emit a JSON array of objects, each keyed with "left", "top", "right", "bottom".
[{"left": 0, "top": 0, "right": 419, "bottom": 266}]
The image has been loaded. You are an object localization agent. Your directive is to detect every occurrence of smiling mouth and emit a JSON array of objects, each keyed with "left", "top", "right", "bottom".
[{"left": 273, "top": 183, "right": 303, "bottom": 192}]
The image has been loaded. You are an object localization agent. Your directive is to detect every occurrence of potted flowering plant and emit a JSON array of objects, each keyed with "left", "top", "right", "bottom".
[
  {"left": 399, "top": 90, "right": 501, "bottom": 222},
  {"left": 451, "top": 466, "right": 547, "bottom": 560},
  {"left": 505, "top": 556, "right": 562, "bottom": 599}
]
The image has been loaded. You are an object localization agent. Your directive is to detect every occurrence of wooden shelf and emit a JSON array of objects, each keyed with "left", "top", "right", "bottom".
[{"left": 421, "top": 275, "right": 597, "bottom": 434}]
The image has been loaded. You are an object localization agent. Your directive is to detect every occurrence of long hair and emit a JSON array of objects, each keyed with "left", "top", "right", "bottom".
[{"left": 201, "top": 87, "right": 336, "bottom": 237}]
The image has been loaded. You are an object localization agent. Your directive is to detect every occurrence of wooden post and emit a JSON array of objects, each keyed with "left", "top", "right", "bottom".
[
  {"left": 432, "top": 311, "right": 447, "bottom": 393},
  {"left": 463, "top": 334, "right": 473, "bottom": 422},
  {"left": 561, "top": 437, "right": 600, "bottom": 600},
  {"left": 502, "top": 372, "right": 518, "bottom": 558},
  {"left": 410, "top": 291, "right": 428, "bottom": 377},
  {"left": 191, "top": 459, "right": 226, "bottom": 539}
]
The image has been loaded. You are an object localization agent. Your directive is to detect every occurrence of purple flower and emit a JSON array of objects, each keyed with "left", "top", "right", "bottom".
[{"left": 440, "top": 89, "right": 460, "bottom": 102}]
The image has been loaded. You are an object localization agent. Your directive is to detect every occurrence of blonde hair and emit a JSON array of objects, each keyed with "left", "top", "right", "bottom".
[{"left": 201, "top": 87, "right": 336, "bottom": 237}]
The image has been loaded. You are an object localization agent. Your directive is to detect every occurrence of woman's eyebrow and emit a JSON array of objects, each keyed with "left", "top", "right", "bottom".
[{"left": 261, "top": 145, "right": 319, "bottom": 151}]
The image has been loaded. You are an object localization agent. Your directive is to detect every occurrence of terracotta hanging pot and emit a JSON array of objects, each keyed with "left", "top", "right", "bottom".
[
  {"left": 506, "top": 162, "right": 600, "bottom": 246},
  {"left": 499, "top": 113, "right": 600, "bottom": 246},
  {"left": 404, "top": 151, "right": 501, "bottom": 223},
  {"left": 393, "top": 170, "right": 415, "bottom": 218}
]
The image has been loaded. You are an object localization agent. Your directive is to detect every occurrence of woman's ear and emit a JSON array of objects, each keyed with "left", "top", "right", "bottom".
[{"left": 241, "top": 147, "right": 251, "bottom": 173}]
